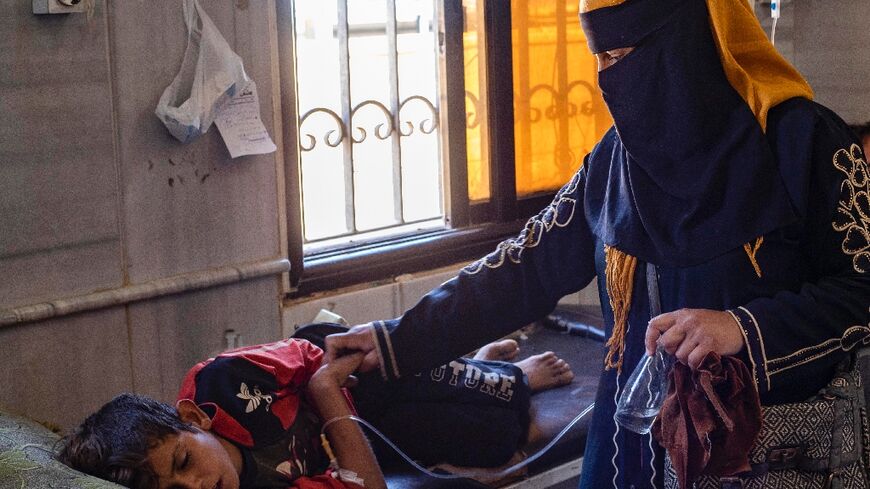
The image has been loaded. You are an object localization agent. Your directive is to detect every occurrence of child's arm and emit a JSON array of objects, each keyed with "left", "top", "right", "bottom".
[{"left": 307, "top": 353, "right": 386, "bottom": 489}]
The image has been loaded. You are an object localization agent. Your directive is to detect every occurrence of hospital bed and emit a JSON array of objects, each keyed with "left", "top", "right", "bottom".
[{"left": 380, "top": 305, "right": 605, "bottom": 488}]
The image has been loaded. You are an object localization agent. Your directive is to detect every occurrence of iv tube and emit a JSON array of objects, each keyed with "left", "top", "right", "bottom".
[
  {"left": 770, "top": 0, "right": 780, "bottom": 45},
  {"left": 336, "top": 402, "right": 595, "bottom": 480}
]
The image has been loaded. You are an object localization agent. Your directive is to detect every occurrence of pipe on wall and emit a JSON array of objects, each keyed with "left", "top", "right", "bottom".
[{"left": 0, "top": 259, "right": 290, "bottom": 328}]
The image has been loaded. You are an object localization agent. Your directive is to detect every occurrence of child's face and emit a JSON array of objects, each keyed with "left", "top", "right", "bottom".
[{"left": 146, "top": 428, "right": 240, "bottom": 489}]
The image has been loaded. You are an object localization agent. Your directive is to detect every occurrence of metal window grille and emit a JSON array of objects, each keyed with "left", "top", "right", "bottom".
[{"left": 294, "top": 0, "right": 444, "bottom": 247}]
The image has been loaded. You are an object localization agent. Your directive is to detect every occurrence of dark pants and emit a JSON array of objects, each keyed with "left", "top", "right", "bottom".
[
  {"left": 353, "top": 357, "right": 531, "bottom": 468},
  {"left": 292, "top": 322, "right": 531, "bottom": 468}
]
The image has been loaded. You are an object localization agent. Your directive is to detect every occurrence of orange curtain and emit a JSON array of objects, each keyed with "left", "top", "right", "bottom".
[
  {"left": 463, "top": 0, "right": 610, "bottom": 201},
  {"left": 511, "top": 0, "right": 611, "bottom": 196},
  {"left": 463, "top": 0, "right": 491, "bottom": 201}
]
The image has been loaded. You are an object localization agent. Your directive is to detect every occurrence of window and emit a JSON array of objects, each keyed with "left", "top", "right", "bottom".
[
  {"left": 276, "top": 0, "right": 611, "bottom": 295},
  {"left": 294, "top": 0, "right": 444, "bottom": 246}
]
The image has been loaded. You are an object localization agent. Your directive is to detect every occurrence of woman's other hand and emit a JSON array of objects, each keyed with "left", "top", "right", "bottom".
[
  {"left": 324, "top": 324, "right": 380, "bottom": 372},
  {"left": 644, "top": 308, "right": 745, "bottom": 369}
]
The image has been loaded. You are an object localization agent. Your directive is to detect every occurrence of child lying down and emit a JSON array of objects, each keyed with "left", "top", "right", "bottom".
[{"left": 57, "top": 327, "right": 574, "bottom": 489}]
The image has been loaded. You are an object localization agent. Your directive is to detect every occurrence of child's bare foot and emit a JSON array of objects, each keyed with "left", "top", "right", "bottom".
[
  {"left": 474, "top": 339, "right": 520, "bottom": 361},
  {"left": 515, "top": 352, "right": 574, "bottom": 392}
]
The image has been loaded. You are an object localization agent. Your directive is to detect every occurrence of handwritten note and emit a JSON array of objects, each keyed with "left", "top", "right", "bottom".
[{"left": 215, "top": 80, "right": 277, "bottom": 158}]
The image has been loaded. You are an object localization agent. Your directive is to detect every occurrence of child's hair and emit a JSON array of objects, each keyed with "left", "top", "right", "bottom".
[{"left": 57, "top": 393, "right": 195, "bottom": 489}]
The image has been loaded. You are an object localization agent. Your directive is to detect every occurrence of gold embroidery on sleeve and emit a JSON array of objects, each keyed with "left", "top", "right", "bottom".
[
  {"left": 768, "top": 325, "right": 870, "bottom": 376},
  {"left": 832, "top": 144, "right": 870, "bottom": 273},
  {"left": 738, "top": 306, "right": 771, "bottom": 391},
  {"left": 728, "top": 310, "right": 760, "bottom": 389},
  {"left": 463, "top": 171, "right": 581, "bottom": 275},
  {"left": 767, "top": 337, "right": 842, "bottom": 368}
]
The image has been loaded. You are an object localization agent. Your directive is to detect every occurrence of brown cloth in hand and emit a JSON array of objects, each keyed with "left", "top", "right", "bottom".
[{"left": 651, "top": 352, "right": 762, "bottom": 489}]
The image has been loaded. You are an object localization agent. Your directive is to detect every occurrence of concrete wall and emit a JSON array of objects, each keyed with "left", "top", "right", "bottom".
[
  {"left": 0, "top": 0, "right": 868, "bottom": 430},
  {"left": 755, "top": 0, "right": 870, "bottom": 124},
  {"left": 0, "top": 0, "right": 287, "bottom": 428},
  {"left": 792, "top": 1, "right": 870, "bottom": 125}
]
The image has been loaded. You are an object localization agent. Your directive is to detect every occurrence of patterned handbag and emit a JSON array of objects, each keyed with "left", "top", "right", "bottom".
[{"left": 664, "top": 355, "right": 870, "bottom": 489}]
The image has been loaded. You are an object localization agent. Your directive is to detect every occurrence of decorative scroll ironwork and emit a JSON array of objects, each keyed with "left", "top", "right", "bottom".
[
  {"left": 298, "top": 108, "right": 346, "bottom": 152},
  {"left": 566, "top": 80, "right": 596, "bottom": 117},
  {"left": 463, "top": 80, "right": 597, "bottom": 132},
  {"left": 528, "top": 84, "right": 560, "bottom": 123},
  {"left": 298, "top": 95, "right": 439, "bottom": 152},
  {"left": 398, "top": 95, "right": 439, "bottom": 136},
  {"left": 464, "top": 90, "right": 482, "bottom": 129},
  {"left": 528, "top": 80, "right": 596, "bottom": 123},
  {"left": 350, "top": 99, "right": 394, "bottom": 143},
  {"left": 295, "top": 0, "right": 445, "bottom": 244},
  {"left": 518, "top": 79, "right": 601, "bottom": 178}
]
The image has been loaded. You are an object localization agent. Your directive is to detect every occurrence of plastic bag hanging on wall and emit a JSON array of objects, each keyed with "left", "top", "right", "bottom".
[{"left": 155, "top": 0, "right": 250, "bottom": 143}]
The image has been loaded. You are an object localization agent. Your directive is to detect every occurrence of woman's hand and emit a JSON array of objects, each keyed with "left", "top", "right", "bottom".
[
  {"left": 644, "top": 308, "right": 745, "bottom": 369},
  {"left": 324, "top": 324, "right": 380, "bottom": 372},
  {"left": 310, "top": 352, "right": 363, "bottom": 392}
]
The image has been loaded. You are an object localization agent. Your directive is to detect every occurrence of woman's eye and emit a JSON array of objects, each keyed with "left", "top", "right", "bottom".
[{"left": 180, "top": 453, "right": 190, "bottom": 470}]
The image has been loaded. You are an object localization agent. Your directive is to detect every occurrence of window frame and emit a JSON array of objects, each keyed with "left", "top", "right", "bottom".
[{"left": 277, "top": 0, "right": 558, "bottom": 296}]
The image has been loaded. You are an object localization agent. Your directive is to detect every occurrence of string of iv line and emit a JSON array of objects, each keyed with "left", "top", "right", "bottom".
[{"left": 320, "top": 403, "right": 595, "bottom": 480}]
